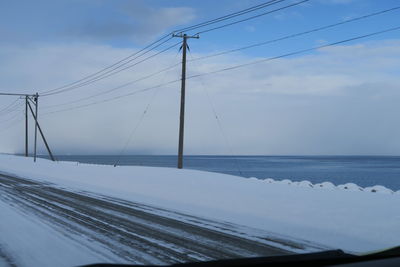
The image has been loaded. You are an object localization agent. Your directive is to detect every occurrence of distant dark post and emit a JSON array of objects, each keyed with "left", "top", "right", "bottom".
[
  {"left": 25, "top": 95, "right": 28, "bottom": 157},
  {"left": 173, "top": 33, "right": 199, "bottom": 169},
  {"left": 33, "top": 93, "right": 38, "bottom": 162}
]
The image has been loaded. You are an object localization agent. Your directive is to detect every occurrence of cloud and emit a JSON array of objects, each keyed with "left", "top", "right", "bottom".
[
  {"left": 66, "top": 2, "right": 196, "bottom": 44},
  {"left": 122, "top": 4, "right": 196, "bottom": 43},
  {"left": 0, "top": 39, "right": 399, "bottom": 155},
  {"left": 0, "top": 0, "right": 196, "bottom": 46}
]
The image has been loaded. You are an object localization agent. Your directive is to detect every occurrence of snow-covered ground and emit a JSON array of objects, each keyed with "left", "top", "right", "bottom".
[
  {"left": 2, "top": 173, "right": 298, "bottom": 267},
  {"left": 0, "top": 154, "right": 399, "bottom": 258},
  {"left": 0, "top": 197, "right": 119, "bottom": 267}
]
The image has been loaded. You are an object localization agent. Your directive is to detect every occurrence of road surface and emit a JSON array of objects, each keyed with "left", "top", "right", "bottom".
[{"left": 0, "top": 173, "right": 319, "bottom": 266}]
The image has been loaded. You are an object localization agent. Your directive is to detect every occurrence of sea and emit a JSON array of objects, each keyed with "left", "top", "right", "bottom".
[{"left": 38, "top": 155, "right": 400, "bottom": 191}]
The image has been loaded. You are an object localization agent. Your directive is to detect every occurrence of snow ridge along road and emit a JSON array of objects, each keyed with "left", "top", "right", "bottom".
[{"left": 0, "top": 173, "right": 318, "bottom": 266}]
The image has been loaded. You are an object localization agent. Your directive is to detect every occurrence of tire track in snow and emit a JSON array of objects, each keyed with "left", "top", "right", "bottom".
[
  {"left": 0, "top": 245, "right": 17, "bottom": 267},
  {"left": 0, "top": 174, "right": 294, "bottom": 265}
]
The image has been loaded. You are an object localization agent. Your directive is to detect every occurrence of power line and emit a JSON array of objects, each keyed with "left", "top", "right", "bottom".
[
  {"left": 0, "top": 105, "right": 23, "bottom": 118},
  {"left": 40, "top": 0, "right": 292, "bottom": 96},
  {"left": 196, "top": 0, "right": 310, "bottom": 35},
  {"left": 175, "top": 0, "right": 286, "bottom": 33},
  {"left": 0, "top": 109, "right": 23, "bottom": 124},
  {"left": 0, "top": 117, "right": 24, "bottom": 134},
  {"left": 41, "top": 40, "right": 181, "bottom": 97},
  {"left": 0, "top": 98, "right": 20, "bottom": 114},
  {"left": 41, "top": 78, "right": 181, "bottom": 116},
  {"left": 41, "top": 62, "right": 181, "bottom": 109},
  {"left": 202, "top": 85, "right": 244, "bottom": 176},
  {"left": 0, "top": 102, "right": 24, "bottom": 121},
  {"left": 9, "top": 4, "right": 394, "bottom": 103},
  {"left": 188, "top": 50, "right": 243, "bottom": 176},
  {"left": 45, "top": 1, "right": 298, "bottom": 97},
  {"left": 0, "top": 93, "right": 35, "bottom": 96},
  {"left": 187, "top": 26, "right": 400, "bottom": 81},
  {"left": 190, "top": 6, "right": 400, "bottom": 62},
  {"left": 41, "top": 26, "right": 400, "bottom": 115},
  {"left": 113, "top": 88, "right": 160, "bottom": 167},
  {"left": 40, "top": 35, "right": 174, "bottom": 95},
  {"left": 43, "top": 6, "right": 400, "bottom": 108}
]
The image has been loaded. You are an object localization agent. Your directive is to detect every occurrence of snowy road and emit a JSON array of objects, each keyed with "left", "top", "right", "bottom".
[{"left": 0, "top": 173, "right": 304, "bottom": 266}]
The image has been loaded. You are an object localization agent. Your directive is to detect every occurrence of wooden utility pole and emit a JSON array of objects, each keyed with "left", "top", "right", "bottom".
[
  {"left": 173, "top": 33, "right": 199, "bottom": 169},
  {"left": 25, "top": 95, "right": 28, "bottom": 157},
  {"left": 33, "top": 93, "right": 38, "bottom": 162}
]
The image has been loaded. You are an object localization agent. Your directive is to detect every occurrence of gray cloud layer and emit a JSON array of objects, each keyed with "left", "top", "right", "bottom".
[
  {"left": 0, "top": 0, "right": 196, "bottom": 45},
  {"left": 0, "top": 40, "right": 399, "bottom": 155}
]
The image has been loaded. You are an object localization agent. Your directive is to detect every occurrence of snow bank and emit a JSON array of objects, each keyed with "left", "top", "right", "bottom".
[
  {"left": 261, "top": 178, "right": 395, "bottom": 194},
  {"left": 0, "top": 155, "right": 399, "bottom": 254},
  {"left": 363, "top": 185, "right": 394, "bottom": 194}
]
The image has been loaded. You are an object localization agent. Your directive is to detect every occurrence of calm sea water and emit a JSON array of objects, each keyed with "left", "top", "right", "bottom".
[{"left": 39, "top": 155, "right": 400, "bottom": 191}]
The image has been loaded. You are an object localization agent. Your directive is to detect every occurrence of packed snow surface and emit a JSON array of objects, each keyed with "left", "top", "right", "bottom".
[
  {"left": 0, "top": 154, "right": 399, "bottom": 256},
  {"left": 0, "top": 198, "right": 116, "bottom": 267}
]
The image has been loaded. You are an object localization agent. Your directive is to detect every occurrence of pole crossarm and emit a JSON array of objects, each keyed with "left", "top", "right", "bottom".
[
  {"left": 26, "top": 96, "right": 37, "bottom": 104},
  {"left": 172, "top": 33, "right": 200, "bottom": 39},
  {"left": 0, "top": 92, "right": 37, "bottom": 97}
]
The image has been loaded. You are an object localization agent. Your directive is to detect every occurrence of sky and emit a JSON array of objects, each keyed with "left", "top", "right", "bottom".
[{"left": 0, "top": 0, "right": 399, "bottom": 156}]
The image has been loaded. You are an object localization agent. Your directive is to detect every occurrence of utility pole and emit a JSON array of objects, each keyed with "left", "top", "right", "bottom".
[
  {"left": 33, "top": 93, "right": 38, "bottom": 162},
  {"left": 27, "top": 100, "right": 55, "bottom": 161},
  {"left": 173, "top": 33, "right": 199, "bottom": 169},
  {"left": 0, "top": 92, "right": 34, "bottom": 157},
  {"left": 25, "top": 95, "right": 28, "bottom": 157},
  {"left": 0, "top": 92, "right": 54, "bottom": 161}
]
